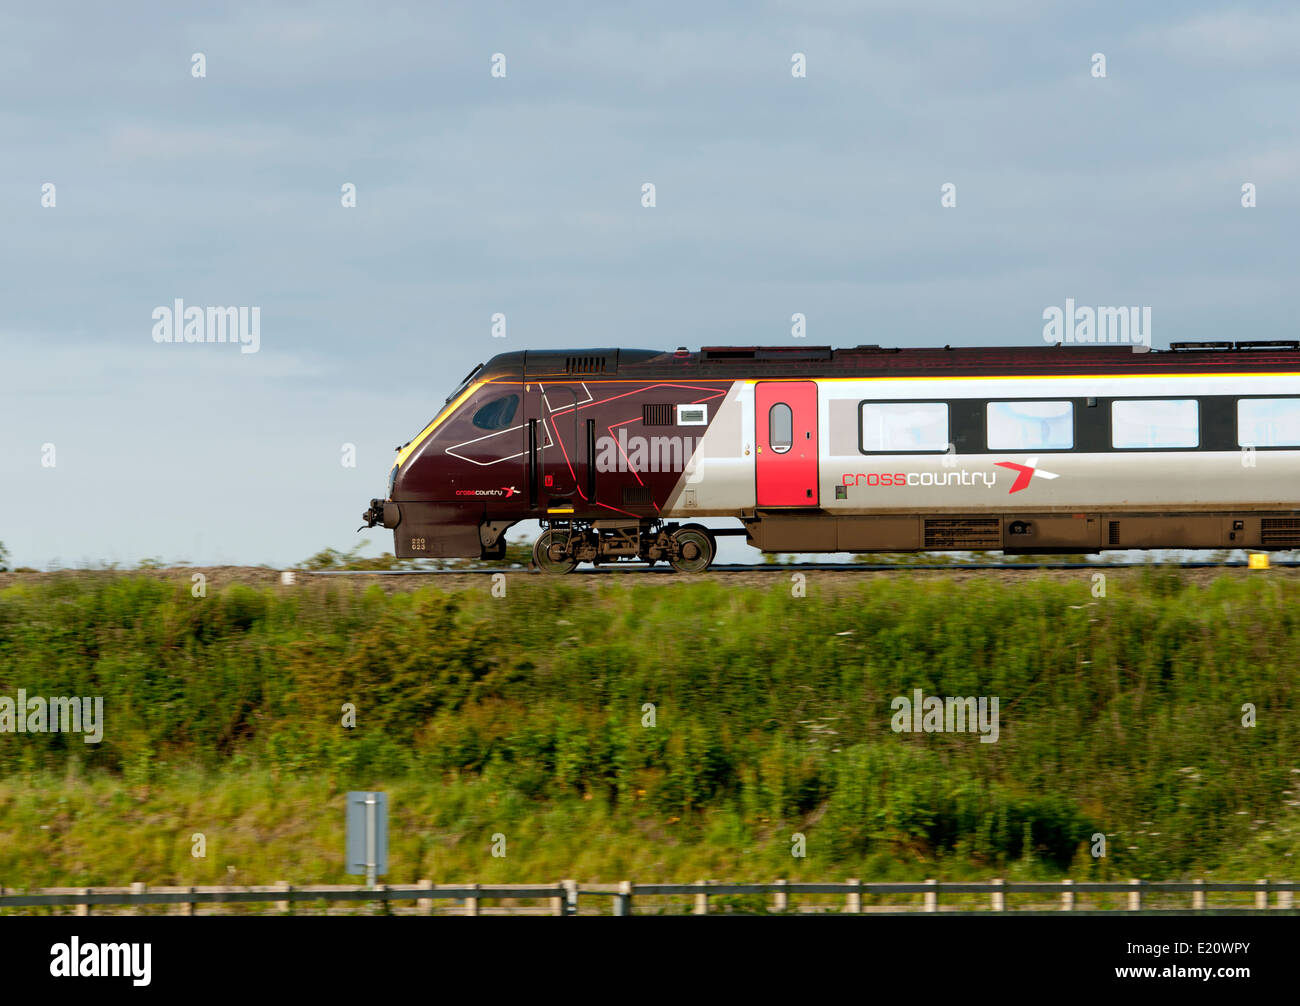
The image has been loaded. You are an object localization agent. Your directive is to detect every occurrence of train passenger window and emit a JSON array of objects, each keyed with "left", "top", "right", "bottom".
[
  {"left": 986, "top": 401, "right": 1073, "bottom": 451},
  {"left": 769, "top": 403, "right": 794, "bottom": 453},
  {"left": 860, "top": 402, "right": 948, "bottom": 452},
  {"left": 471, "top": 394, "right": 520, "bottom": 431},
  {"left": 1111, "top": 399, "right": 1199, "bottom": 449},
  {"left": 1237, "top": 398, "right": 1300, "bottom": 447}
]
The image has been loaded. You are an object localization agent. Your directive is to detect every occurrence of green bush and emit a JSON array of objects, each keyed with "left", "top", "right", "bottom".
[{"left": 1, "top": 571, "right": 1298, "bottom": 883}]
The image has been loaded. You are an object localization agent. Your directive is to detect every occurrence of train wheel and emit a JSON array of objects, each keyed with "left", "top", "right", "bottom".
[
  {"left": 669, "top": 526, "right": 715, "bottom": 574},
  {"left": 533, "top": 529, "right": 579, "bottom": 574}
]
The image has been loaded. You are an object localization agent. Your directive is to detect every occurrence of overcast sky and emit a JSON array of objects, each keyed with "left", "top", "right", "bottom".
[{"left": 2, "top": 2, "right": 1297, "bottom": 568}]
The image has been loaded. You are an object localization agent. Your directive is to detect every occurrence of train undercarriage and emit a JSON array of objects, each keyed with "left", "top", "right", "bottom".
[{"left": 531, "top": 519, "right": 720, "bottom": 574}]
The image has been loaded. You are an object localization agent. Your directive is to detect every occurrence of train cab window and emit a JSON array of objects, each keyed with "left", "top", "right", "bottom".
[
  {"left": 986, "top": 401, "right": 1073, "bottom": 451},
  {"left": 471, "top": 394, "right": 519, "bottom": 431},
  {"left": 1111, "top": 399, "right": 1199, "bottom": 449},
  {"left": 1237, "top": 398, "right": 1300, "bottom": 447},
  {"left": 860, "top": 402, "right": 948, "bottom": 452},
  {"left": 768, "top": 402, "right": 794, "bottom": 453}
]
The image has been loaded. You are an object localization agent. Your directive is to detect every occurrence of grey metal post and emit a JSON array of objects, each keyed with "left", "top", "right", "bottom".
[
  {"left": 693, "top": 880, "right": 709, "bottom": 916},
  {"left": 365, "top": 795, "right": 377, "bottom": 890},
  {"left": 614, "top": 881, "right": 632, "bottom": 917}
]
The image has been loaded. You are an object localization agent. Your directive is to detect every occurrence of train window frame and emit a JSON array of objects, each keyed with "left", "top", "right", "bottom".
[
  {"left": 985, "top": 400, "right": 1075, "bottom": 452},
  {"left": 471, "top": 393, "right": 520, "bottom": 431},
  {"left": 768, "top": 402, "right": 794, "bottom": 454},
  {"left": 857, "top": 401, "right": 950, "bottom": 454},
  {"left": 1111, "top": 398, "right": 1200, "bottom": 450},
  {"left": 1236, "top": 397, "right": 1300, "bottom": 448}
]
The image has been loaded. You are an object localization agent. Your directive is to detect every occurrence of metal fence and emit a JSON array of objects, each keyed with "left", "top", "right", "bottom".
[{"left": 2, "top": 878, "right": 1298, "bottom": 915}]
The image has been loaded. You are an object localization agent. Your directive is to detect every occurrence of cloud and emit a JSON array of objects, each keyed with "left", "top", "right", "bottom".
[
  {"left": 106, "top": 124, "right": 281, "bottom": 160},
  {"left": 1146, "top": 9, "right": 1300, "bottom": 66}
]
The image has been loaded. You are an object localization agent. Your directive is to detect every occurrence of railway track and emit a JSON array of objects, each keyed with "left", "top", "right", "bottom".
[{"left": 311, "top": 560, "right": 1300, "bottom": 575}]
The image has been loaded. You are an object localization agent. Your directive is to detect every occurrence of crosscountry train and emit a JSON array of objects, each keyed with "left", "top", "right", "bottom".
[{"left": 360, "top": 342, "right": 1300, "bottom": 572}]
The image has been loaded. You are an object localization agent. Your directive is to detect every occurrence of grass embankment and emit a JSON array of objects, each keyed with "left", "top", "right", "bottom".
[{"left": 0, "top": 571, "right": 1298, "bottom": 889}]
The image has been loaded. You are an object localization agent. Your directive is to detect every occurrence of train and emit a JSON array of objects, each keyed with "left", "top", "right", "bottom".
[{"left": 360, "top": 342, "right": 1300, "bottom": 572}]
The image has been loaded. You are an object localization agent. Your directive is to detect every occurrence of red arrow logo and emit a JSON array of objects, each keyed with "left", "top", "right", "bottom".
[{"left": 994, "top": 457, "right": 1059, "bottom": 494}]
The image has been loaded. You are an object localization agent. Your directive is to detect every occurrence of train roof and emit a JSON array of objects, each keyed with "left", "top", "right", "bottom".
[{"left": 472, "top": 342, "right": 1300, "bottom": 383}]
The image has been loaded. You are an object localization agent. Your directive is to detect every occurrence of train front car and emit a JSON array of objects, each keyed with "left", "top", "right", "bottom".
[
  {"left": 360, "top": 347, "right": 735, "bottom": 571},
  {"left": 361, "top": 352, "right": 530, "bottom": 561}
]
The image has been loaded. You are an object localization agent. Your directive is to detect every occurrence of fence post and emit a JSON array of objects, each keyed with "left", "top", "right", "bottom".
[
  {"left": 614, "top": 881, "right": 632, "bottom": 917},
  {"left": 182, "top": 886, "right": 197, "bottom": 916},
  {"left": 991, "top": 878, "right": 1005, "bottom": 912},
  {"left": 131, "top": 882, "right": 147, "bottom": 916},
  {"left": 693, "top": 880, "right": 710, "bottom": 916},
  {"left": 276, "top": 882, "right": 292, "bottom": 915},
  {"left": 417, "top": 879, "right": 433, "bottom": 916},
  {"left": 1061, "top": 878, "right": 1074, "bottom": 912},
  {"left": 1192, "top": 878, "right": 1205, "bottom": 911},
  {"left": 1278, "top": 885, "right": 1294, "bottom": 911},
  {"left": 465, "top": 883, "right": 480, "bottom": 917},
  {"left": 845, "top": 878, "right": 862, "bottom": 915},
  {"left": 772, "top": 878, "right": 789, "bottom": 914},
  {"left": 1128, "top": 879, "right": 1142, "bottom": 912},
  {"left": 924, "top": 878, "right": 938, "bottom": 913},
  {"left": 551, "top": 884, "right": 565, "bottom": 916},
  {"left": 77, "top": 887, "right": 92, "bottom": 918},
  {"left": 562, "top": 879, "right": 578, "bottom": 917},
  {"left": 1256, "top": 879, "right": 1268, "bottom": 911}
]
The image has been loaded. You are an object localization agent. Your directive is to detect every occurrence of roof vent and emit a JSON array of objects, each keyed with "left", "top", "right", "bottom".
[
  {"left": 1235, "top": 340, "right": 1300, "bottom": 351},
  {"left": 565, "top": 355, "right": 607, "bottom": 374},
  {"left": 754, "top": 346, "right": 832, "bottom": 361},
  {"left": 1169, "top": 341, "right": 1300, "bottom": 352},
  {"left": 702, "top": 347, "right": 757, "bottom": 360}
]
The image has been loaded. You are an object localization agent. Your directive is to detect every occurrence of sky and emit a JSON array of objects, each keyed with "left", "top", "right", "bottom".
[{"left": 1, "top": 1, "right": 1297, "bottom": 568}]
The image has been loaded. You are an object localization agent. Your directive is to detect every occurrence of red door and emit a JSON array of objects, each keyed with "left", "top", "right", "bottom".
[{"left": 756, "top": 381, "right": 818, "bottom": 506}]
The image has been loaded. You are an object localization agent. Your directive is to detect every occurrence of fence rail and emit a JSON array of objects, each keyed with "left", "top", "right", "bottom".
[{"left": 2, "top": 878, "right": 1298, "bottom": 915}]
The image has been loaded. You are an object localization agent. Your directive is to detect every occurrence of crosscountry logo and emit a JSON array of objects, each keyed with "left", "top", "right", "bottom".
[
  {"left": 994, "top": 457, "right": 1060, "bottom": 493},
  {"left": 454, "top": 486, "right": 520, "bottom": 498}
]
